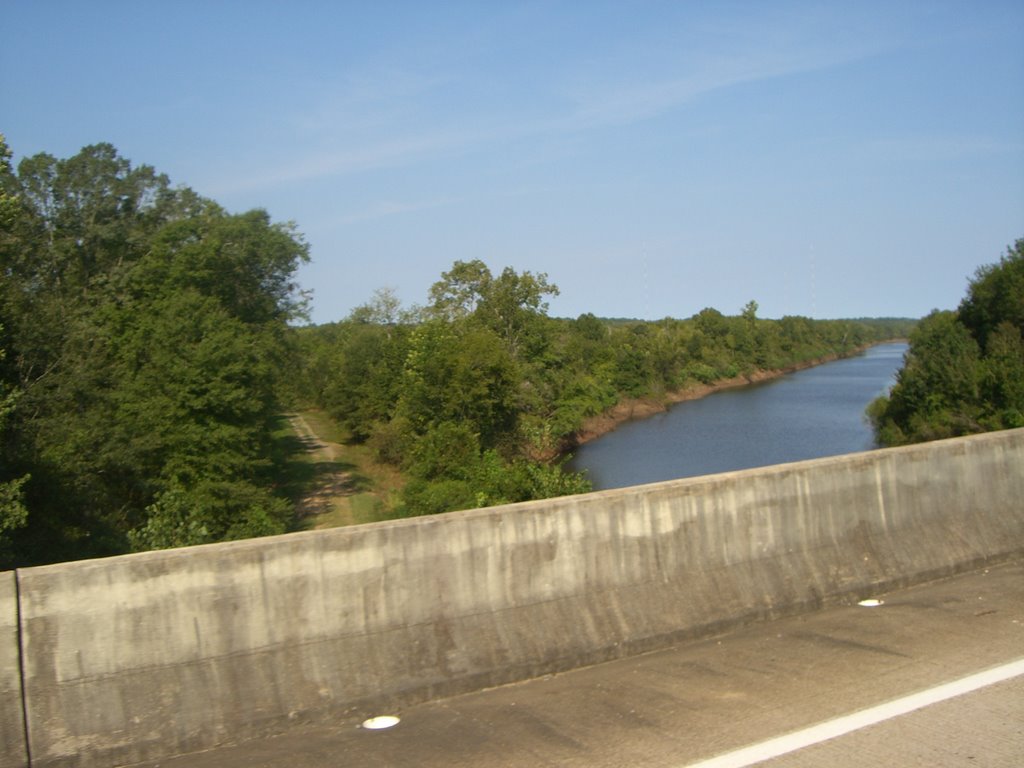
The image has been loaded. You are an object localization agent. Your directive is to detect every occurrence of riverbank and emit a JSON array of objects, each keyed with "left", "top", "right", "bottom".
[{"left": 567, "top": 343, "right": 903, "bottom": 449}]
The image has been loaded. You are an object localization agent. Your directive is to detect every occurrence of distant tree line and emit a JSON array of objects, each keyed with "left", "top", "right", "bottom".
[
  {"left": 869, "top": 240, "right": 1024, "bottom": 444},
  {"left": 295, "top": 263, "right": 913, "bottom": 519}
]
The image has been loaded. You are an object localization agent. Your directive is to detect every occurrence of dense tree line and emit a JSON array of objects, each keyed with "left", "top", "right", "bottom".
[
  {"left": 0, "top": 137, "right": 308, "bottom": 566},
  {"left": 296, "top": 263, "right": 913, "bottom": 518},
  {"left": 869, "top": 240, "right": 1024, "bottom": 444}
]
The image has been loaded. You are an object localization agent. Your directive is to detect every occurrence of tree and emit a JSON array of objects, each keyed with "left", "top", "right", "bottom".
[
  {"left": 958, "top": 239, "right": 1024, "bottom": 351},
  {"left": 876, "top": 311, "right": 981, "bottom": 442},
  {"left": 133, "top": 208, "right": 310, "bottom": 326},
  {"left": 399, "top": 320, "right": 518, "bottom": 450},
  {"left": 11, "top": 143, "right": 188, "bottom": 315},
  {"left": 476, "top": 266, "right": 559, "bottom": 357},
  {"left": 428, "top": 259, "right": 492, "bottom": 320},
  {"left": 129, "top": 478, "right": 290, "bottom": 551},
  {"left": 323, "top": 321, "right": 409, "bottom": 441},
  {"left": 348, "top": 287, "right": 404, "bottom": 327},
  {"left": 1, "top": 139, "right": 44, "bottom": 561},
  {"left": 0, "top": 139, "right": 310, "bottom": 563},
  {"left": 870, "top": 240, "right": 1024, "bottom": 445},
  {"left": 428, "top": 260, "right": 559, "bottom": 357},
  {"left": 979, "top": 321, "right": 1024, "bottom": 429},
  {"left": 0, "top": 334, "right": 28, "bottom": 562}
]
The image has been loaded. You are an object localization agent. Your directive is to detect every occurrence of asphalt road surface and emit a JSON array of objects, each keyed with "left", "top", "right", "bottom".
[{"left": 132, "top": 560, "right": 1024, "bottom": 768}]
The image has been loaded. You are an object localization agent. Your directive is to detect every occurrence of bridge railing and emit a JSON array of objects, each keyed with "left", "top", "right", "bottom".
[{"left": 3, "top": 428, "right": 1023, "bottom": 768}]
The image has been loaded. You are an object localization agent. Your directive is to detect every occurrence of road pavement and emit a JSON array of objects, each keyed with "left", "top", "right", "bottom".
[{"left": 129, "top": 560, "right": 1024, "bottom": 768}]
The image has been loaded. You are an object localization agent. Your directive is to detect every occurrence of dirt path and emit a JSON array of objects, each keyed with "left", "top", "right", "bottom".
[
  {"left": 285, "top": 413, "right": 358, "bottom": 524},
  {"left": 286, "top": 412, "right": 336, "bottom": 463}
]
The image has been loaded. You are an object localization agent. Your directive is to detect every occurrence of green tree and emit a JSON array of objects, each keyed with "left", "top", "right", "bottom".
[
  {"left": 0, "top": 335, "right": 29, "bottom": 561},
  {"left": 348, "top": 286, "right": 408, "bottom": 327},
  {"left": 129, "top": 478, "right": 290, "bottom": 551},
  {"left": 324, "top": 321, "right": 410, "bottom": 441},
  {"left": 870, "top": 240, "right": 1023, "bottom": 445},
  {"left": 875, "top": 311, "right": 981, "bottom": 443},
  {"left": 0, "top": 141, "right": 29, "bottom": 547},
  {"left": 428, "top": 260, "right": 559, "bottom": 357},
  {"left": 399, "top": 320, "right": 518, "bottom": 449},
  {"left": 979, "top": 321, "right": 1024, "bottom": 429},
  {"left": 958, "top": 240, "right": 1024, "bottom": 350},
  {"left": 0, "top": 139, "right": 309, "bottom": 563},
  {"left": 476, "top": 266, "right": 559, "bottom": 357},
  {"left": 428, "top": 259, "right": 492, "bottom": 320}
]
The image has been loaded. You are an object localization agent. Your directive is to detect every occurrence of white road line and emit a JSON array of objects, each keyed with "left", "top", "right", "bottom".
[{"left": 684, "top": 658, "right": 1024, "bottom": 768}]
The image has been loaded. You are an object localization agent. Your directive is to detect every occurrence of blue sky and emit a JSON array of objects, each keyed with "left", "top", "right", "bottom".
[{"left": 3, "top": 1, "right": 1023, "bottom": 324}]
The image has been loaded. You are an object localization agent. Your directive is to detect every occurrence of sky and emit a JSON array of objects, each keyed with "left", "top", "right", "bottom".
[{"left": 3, "top": 1, "right": 1023, "bottom": 325}]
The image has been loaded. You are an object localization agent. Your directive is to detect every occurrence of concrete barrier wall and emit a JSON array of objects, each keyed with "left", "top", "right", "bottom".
[
  {"left": 1, "top": 570, "right": 27, "bottom": 768},
  {"left": 11, "top": 428, "right": 1024, "bottom": 767}
]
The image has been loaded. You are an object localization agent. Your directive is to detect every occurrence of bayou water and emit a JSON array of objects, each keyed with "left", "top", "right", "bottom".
[{"left": 565, "top": 342, "right": 909, "bottom": 490}]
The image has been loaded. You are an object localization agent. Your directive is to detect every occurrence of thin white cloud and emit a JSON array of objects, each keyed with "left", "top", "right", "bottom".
[
  {"left": 205, "top": 130, "right": 472, "bottom": 195},
  {"left": 206, "top": 16, "right": 892, "bottom": 195},
  {"left": 554, "top": 24, "right": 887, "bottom": 132},
  {"left": 865, "top": 135, "right": 1024, "bottom": 160},
  {"left": 331, "top": 195, "right": 460, "bottom": 226}
]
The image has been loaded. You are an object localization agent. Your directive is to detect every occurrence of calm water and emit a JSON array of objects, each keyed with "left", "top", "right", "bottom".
[{"left": 566, "top": 342, "right": 909, "bottom": 490}]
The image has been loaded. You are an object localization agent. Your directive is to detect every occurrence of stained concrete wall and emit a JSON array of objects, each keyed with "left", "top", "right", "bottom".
[
  {"left": 10, "top": 428, "right": 1024, "bottom": 767},
  {"left": 1, "top": 570, "right": 27, "bottom": 768}
]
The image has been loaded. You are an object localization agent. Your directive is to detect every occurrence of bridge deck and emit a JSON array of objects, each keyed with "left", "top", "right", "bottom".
[{"left": 132, "top": 559, "right": 1024, "bottom": 768}]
